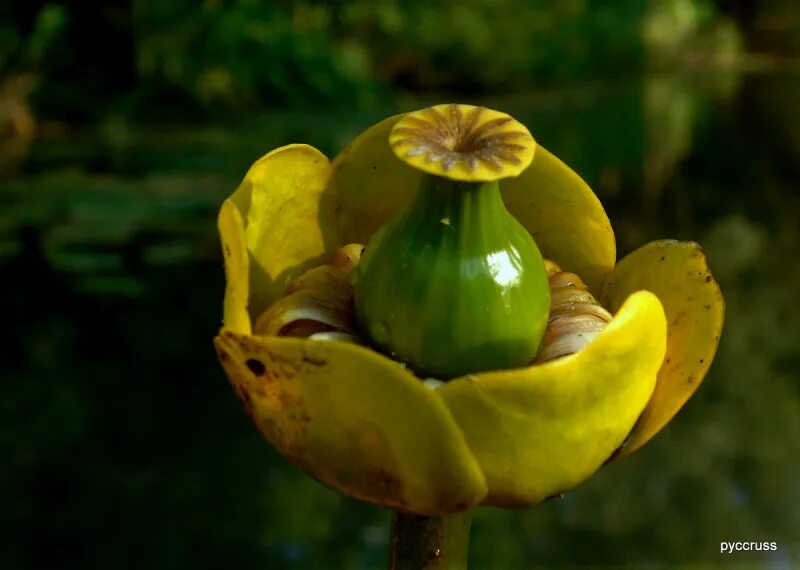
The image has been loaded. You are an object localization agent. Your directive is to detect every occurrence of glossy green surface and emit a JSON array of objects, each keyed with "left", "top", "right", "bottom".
[{"left": 353, "top": 176, "right": 550, "bottom": 379}]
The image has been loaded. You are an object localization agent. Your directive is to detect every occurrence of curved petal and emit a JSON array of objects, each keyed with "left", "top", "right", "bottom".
[
  {"left": 234, "top": 144, "right": 341, "bottom": 317},
  {"left": 602, "top": 240, "right": 724, "bottom": 457},
  {"left": 437, "top": 291, "right": 666, "bottom": 507},
  {"left": 218, "top": 200, "right": 251, "bottom": 334},
  {"left": 330, "top": 115, "right": 422, "bottom": 244},
  {"left": 214, "top": 331, "right": 488, "bottom": 515},
  {"left": 501, "top": 146, "right": 615, "bottom": 295}
]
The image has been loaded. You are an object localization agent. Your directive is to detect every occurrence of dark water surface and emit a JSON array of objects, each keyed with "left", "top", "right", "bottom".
[{"left": 2, "top": 72, "right": 799, "bottom": 569}]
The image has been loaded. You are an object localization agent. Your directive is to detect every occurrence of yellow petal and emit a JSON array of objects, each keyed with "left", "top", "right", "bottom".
[
  {"left": 437, "top": 291, "right": 666, "bottom": 507},
  {"left": 238, "top": 144, "right": 340, "bottom": 316},
  {"left": 214, "top": 331, "right": 488, "bottom": 515},
  {"left": 330, "top": 115, "right": 422, "bottom": 244},
  {"left": 501, "top": 146, "right": 615, "bottom": 294},
  {"left": 218, "top": 199, "right": 251, "bottom": 334},
  {"left": 602, "top": 240, "right": 724, "bottom": 456}
]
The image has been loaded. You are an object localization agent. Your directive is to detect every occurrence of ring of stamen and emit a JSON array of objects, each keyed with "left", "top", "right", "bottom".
[{"left": 389, "top": 104, "right": 536, "bottom": 182}]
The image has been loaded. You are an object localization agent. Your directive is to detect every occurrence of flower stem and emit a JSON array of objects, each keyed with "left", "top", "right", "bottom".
[{"left": 388, "top": 510, "right": 472, "bottom": 570}]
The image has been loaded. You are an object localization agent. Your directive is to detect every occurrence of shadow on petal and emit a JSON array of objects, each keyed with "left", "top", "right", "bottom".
[
  {"left": 502, "top": 146, "right": 616, "bottom": 295},
  {"left": 231, "top": 144, "right": 341, "bottom": 318},
  {"left": 218, "top": 199, "right": 251, "bottom": 334},
  {"left": 330, "top": 115, "right": 422, "bottom": 245}
]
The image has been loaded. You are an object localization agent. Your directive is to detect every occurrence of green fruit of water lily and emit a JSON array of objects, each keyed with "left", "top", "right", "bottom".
[{"left": 352, "top": 104, "right": 550, "bottom": 379}]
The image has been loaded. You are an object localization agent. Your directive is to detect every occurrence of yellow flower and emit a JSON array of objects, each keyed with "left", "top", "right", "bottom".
[{"left": 213, "top": 105, "right": 724, "bottom": 515}]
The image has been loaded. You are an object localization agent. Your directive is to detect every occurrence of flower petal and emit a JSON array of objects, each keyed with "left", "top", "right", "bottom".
[
  {"left": 218, "top": 199, "right": 251, "bottom": 334},
  {"left": 437, "top": 291, "right": 666, "bottom": 507},
  {"left": 330, "top": 115, "right": 422, "bottom": 244},
  {"left": 602, "top": 240, "right": 724, "bottom": 456},
  {"left": 236, "top": 144, "right": 340, "bottom": 317},
  {"left": 501, "top": 146, "right": 615, "bottom": 294},
  {"left": 214, "top": 331, "right": 488, "bottom": 515}
]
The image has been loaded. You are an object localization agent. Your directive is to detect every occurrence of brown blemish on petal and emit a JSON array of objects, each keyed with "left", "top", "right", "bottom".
[
  {"left": 235, "top": 385, "right": 254, "bottom": 418},
  {"left": 216, "top": 348, "right": 230, "bottom": 362},
  {"left": 245, "top": 358, "right": 266, "bottom": 376},
  {"left": 372, "top": 468, "right": 402, "bottom": 495}
]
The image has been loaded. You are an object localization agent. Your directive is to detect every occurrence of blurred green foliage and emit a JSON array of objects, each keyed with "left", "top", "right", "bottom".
[
  {"left": 0, "top": 3, "right": 67, "bottom": 75},
  {"left": 133, "top": 0, "right": 379, "bottom": 109},
  {"left": 3, "top": 0, "right": 788, "bottom": 122}
]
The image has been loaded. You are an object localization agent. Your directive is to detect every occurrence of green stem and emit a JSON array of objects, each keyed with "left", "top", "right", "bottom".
[{"left": 388, "top": 510, "right": 472, "bottom": 570}]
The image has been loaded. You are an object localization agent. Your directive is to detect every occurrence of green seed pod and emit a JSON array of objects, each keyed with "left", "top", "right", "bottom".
[{"left": 353, "top": 104, "right": 550, "bottom": 379}]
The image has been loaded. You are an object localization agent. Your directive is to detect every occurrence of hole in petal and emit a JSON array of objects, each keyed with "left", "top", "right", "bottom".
[{"left": 245, "top": 358, "right": 266, "bottom": 376}]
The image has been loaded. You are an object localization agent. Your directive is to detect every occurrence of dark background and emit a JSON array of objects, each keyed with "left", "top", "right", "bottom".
[{"left": 1, "top": 1, "right": 799, "bottom": 568}]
